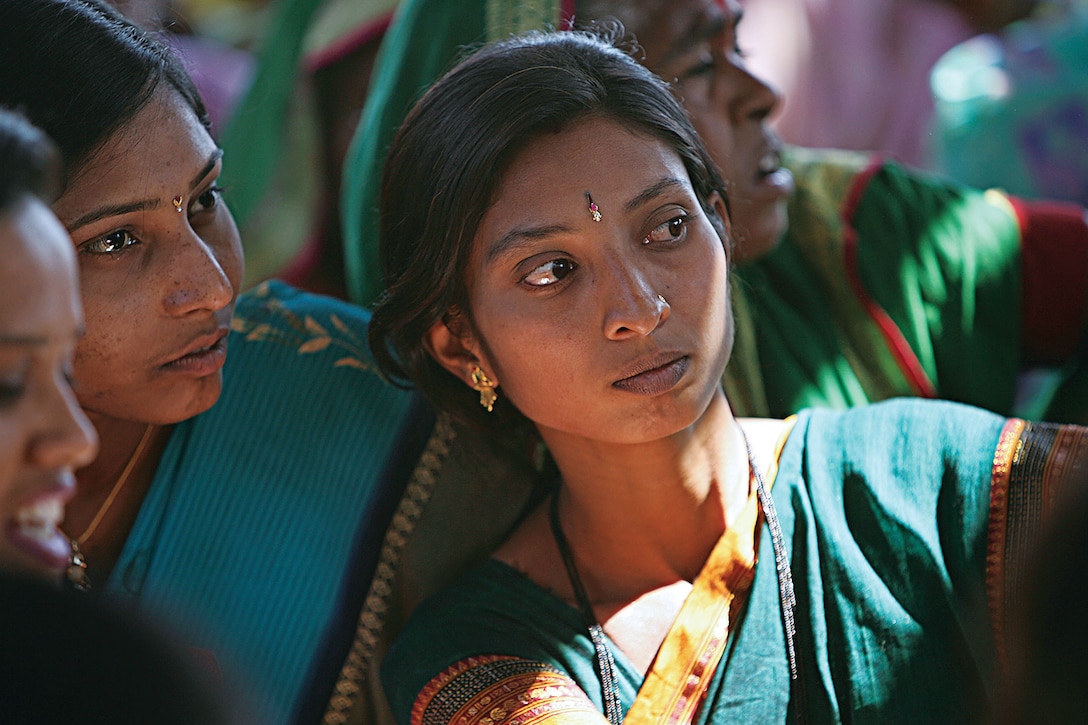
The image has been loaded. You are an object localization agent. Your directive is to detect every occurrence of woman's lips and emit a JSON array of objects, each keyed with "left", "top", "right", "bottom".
[
  {"left": 612, "top": 356, "right": 690, "bottom": 395},
  {"left": 751, "top": 149, "right": 794, "bottom": 201},
  {"left": 162, "top": 332, "right": 228, "bottom": 377}
]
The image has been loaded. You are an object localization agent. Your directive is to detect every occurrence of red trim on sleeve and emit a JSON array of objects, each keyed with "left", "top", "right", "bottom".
[
  {"left": 841, "top": 158, "right": 938, "bottom": 398},
  {"left": 1008, "top": 197, "right": 1088, "bottom": 364}
]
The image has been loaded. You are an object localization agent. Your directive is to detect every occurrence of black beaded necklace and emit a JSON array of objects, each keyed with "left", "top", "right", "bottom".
[{"left": 548, "top": 432, "right": 802, "bottom": 725}]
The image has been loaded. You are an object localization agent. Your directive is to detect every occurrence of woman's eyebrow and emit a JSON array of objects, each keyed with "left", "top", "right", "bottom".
[
  {"left": 486, "top": 177, "right": 689, "bottom": 262},
  {"left": 486, "top": 224, "right": 572, "bottom": 264},
  {"left": 190, "top": 149, "right": 223, "bottom": 189},
  {"left": 661, "top": 8, "right": 729, "bottom": 65},
  {"left": 66, "top": 149, "right": 224, "bottom": 232},
  {"left": 623, "top": 177, "right": 688, "bottom": 214}
]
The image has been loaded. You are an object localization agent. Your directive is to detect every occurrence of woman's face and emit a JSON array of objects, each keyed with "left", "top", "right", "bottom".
[
  {"left": 440, "top": 116, "right": 732, "bottom": 445},
  {"left": 618, "top": 0, "right": 794, "bottom": 261},
  {"left": 51, "top": 88, "right": 244, "bottom": 427},
  {"left": 0, "top": 198, "right": 98, "bottom": 580}
]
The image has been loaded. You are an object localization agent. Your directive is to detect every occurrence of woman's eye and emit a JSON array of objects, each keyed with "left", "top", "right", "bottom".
[
  {"left": 522, "top": 258, "right": 577, "bottom": 287},
  {"left": 83, "top": 229, "right": 139, "bottom": 255},
  {"left": 679, "top": 53, "right": 716, "bottom": 81},
  {"left": 191, "top": 186, "right": 223, "bottom": 214},
  {"left": 644, "top": 216, "right": 688, "bottom": 245}
]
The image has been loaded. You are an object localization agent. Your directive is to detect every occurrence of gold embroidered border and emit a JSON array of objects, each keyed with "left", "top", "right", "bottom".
[
  {"left": 986, "top": 418, "right": 1025, "bottom": 671},
  {"left": 986, "top": 419, "right": 1088, "bottom": 674},
  {"left": 323, "top": 415, "right": 456, "bottom": 725},
  {"left": 412, "top": 655, "right": 604, "bottom": 725}
]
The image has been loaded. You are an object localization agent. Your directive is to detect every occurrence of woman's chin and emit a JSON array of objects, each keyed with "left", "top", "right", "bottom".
[{"left": 731, "top": 205, "right": 789, "bottom": 264}]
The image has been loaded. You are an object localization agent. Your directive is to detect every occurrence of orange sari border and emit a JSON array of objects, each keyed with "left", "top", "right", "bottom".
[
  {"left": 986, "top": 419, "right": 1088, "bottom": 674},
  {"left": 623, "top": 492, "right": 759, "bottom": 725},
  {"left": 985, "top": 418, "right": 1024, "bottom": 669},
  {"left": 624, "top": 419, "right": 797, "bottom": 725},
  {"left": 411, "top": 655, "right": 606, "bottom": 725}
]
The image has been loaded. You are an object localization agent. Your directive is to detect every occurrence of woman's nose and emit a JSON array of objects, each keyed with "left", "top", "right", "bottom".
[
  {"left": 601, "top": 263, "right": 670, "bottom": 340},
  {"left": 728, "top": 59, "right": 781, "bottom": 126},
  {"left": 30, "top": 373, "right": 98, "bottom": 472},
  {"left": 162, "top": 231, "right": 235, "bottom": 317}
]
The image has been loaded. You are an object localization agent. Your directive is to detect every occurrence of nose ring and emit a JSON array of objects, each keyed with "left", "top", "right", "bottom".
[{"left": 658, "top": 294, "right": 667, "bottom": 305}]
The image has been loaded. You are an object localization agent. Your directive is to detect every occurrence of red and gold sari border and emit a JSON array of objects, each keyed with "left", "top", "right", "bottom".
[
  {"left": 411, "top": 655, "right": 604, "bottom": 725},
  {"left": 987, "top": 419, "right": 1088, "bottom": 672}
]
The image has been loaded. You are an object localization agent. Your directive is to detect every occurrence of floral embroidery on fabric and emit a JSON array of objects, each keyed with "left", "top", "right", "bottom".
[{"left": 231, "top": 281, "right": 373, "bottom": 372}]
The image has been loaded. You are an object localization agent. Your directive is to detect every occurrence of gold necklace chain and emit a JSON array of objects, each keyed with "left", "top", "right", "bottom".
[{"left": 67, "top": 424, "right": 155, "bottom": 591}]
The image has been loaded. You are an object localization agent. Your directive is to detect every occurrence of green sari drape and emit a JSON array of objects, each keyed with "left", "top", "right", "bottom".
[{"left": 380, "top": 399, "right": 1088, "bottom": 724}]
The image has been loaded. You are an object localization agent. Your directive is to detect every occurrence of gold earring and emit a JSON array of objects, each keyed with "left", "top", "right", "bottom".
[{"left": 471, "top": 366, "right": 497, "bottom": 412}]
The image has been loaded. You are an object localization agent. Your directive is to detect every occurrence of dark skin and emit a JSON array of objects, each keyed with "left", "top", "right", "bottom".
[
  {"left": 427, "top": 114, "right": 791, "bottom": 676},
  {"left": 582, "top": 0, "right": 793, "bottom": 261},
  {"left": 54, "top": 90, "right": 243, "bottom": 585},
  {"left": 280, "top": 0, "right": 1035, "bottom": 306}
]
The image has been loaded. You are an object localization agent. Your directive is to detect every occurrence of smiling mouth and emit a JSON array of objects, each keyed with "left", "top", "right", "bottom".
[{"left": 8, "top": 495, "right": 72, "bottom": 571}]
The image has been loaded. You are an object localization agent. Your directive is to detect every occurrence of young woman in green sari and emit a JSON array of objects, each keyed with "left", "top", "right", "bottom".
[{"left": 367, "top": 31, "right": 1088, "bottom": 725}]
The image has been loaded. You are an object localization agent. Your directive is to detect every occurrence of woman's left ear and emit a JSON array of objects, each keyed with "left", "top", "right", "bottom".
[
  {"left": 424, "top": 317, "right": 479, "bottom": 380},
  {"left": 709, "top": 190, "right": 731, "bottom": 236},
  {"left": 707, "top": 190, "right": 733, "bottom": 258}
]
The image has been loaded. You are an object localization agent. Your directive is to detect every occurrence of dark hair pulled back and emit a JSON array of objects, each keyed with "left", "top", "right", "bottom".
[
  {"left": 370, "top": 29, "right": 726, "bottom": 435},
  {"left": 0, "top": 0, "right": 209, "bottom": 176},
  {"left": 0, "top": 109, "right": 63, "bottom": 214}
]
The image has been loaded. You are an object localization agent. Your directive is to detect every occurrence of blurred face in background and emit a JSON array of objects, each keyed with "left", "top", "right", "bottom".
[{"left": 0, "top": 196, "right": 98, "bottom": 581}]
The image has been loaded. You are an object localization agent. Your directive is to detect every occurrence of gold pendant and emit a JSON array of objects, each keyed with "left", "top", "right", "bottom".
[{"left": 67, "top": 540, "right": 91, "bottom": 592}]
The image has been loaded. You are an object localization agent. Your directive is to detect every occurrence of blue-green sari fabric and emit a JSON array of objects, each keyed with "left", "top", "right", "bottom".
[
  {"left": 382, "top": 398, "right": 1005, "bottom": 724},
  {"left": 104, "top": 281, "right": 429, "bottom": 724}
]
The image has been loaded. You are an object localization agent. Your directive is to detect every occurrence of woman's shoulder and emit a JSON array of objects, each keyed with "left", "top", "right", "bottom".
[
  {"left": 385, "top": 559, "right": 578, "bottom": 670},
  {"left": 226, "top": 280, "right": 384, "bottom": 381},
  {"left": 797, "top": 398, "right": 1008, "bottom": 453},
  {"left": 381, "top": 558, "right": 597, "bottom": 724},
  {"left": 233, "top": 279, "right": 372, "bottom": 341},
  {"left": 207, "top": 279, "right": 422, "bottom": 440},
  {"left": 783, "top": 396, "right": 1009, "bottom": 485}
]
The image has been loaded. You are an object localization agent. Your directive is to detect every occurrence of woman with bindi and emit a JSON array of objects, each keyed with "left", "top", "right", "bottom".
[
  {"left": 370, "top": 31, "right": 1088, "bottom": 724},
  {"left": 0, "top": 1, "right": 430, "bottom": 721},
  {"left": 347, "top": 0, "right": 1088, "bottom": 426},
  {"left": 0, "top": 109, "right": 98, "bottom": 584}
]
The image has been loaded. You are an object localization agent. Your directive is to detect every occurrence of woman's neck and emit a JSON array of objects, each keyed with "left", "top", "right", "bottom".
[
  {"left": 76, "top": 416, "right": 159, "bottom": 494},
  {"left": 542, "top": 389, "right": 751, "bottom": 590},
  {"left": 65, "top": 414, "right": 173, "bottom": 584}
]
